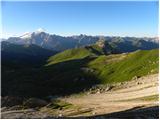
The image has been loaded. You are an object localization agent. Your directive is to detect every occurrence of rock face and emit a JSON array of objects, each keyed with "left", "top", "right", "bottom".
[
  {"left": 7, "top": 32, "right": 99, "bottom": 52},
  {"left": 96, "top": 39, "right": 106, "bottom": 48},
  {"left": 96, "top": 39, "right": 118, "bottom": 54},
  {"left": 23, "top": 98, "right": 48, "bottom": 108}
]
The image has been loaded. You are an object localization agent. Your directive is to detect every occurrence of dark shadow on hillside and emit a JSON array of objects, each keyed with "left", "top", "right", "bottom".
[
  {"left": 62, "top": 106, "right": 159, "bottom": 119},
  {"left": 2, "top": 56, "right": 101, "bottom": 98},
  {"left": 38, "top": 56, "right": 101, "bottom": 97},
  {"left": 85, "top": 46, "right": 103, "bottom": 55}
]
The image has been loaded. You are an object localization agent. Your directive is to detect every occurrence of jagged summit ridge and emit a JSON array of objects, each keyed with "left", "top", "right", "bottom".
[{"left": 4, "top": 30, "right": 159, "bottom": 52}]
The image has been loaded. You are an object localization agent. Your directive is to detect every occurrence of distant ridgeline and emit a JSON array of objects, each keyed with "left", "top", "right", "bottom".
[
  {"left": 1, "top": 32, "right": 159, "bottom": 98},
  {"left": 3, "top": 30, "right": 158, "bottom": 52}
]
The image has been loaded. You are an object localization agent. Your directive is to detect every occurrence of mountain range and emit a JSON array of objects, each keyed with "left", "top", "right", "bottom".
[
  {"left": 1, "top": 29, "right": 159, "bottom": 98},
  {"left": 3, "top": 29, "right": 159, "bottom": 53}
]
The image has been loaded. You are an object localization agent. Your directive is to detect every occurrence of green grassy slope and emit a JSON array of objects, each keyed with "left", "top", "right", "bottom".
[
  {"left": 2, "top": 45, "right": 158, "bottom": 97},
  {"left": 46, "top": 45, "right": 104, "bottom": 65},
  {"left": 87, "top": 49, "right": 158, "bottom": 83},
  {"left": 45, "top": 48, "right": 158, "bottom": 86}
]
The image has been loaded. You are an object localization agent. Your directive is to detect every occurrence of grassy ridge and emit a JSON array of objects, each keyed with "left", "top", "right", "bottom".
[
  {"left": 87, "top": 49, "right": 158, "bottom": 83},
  {"left": 46, "top": 48, "right": 158, "bottom": 85},
  {"left": 46, "top": 45, "right": 104, "bottom": 65},
  {"left": 2, "top": 43, "right": 158, "bottom": 97}
]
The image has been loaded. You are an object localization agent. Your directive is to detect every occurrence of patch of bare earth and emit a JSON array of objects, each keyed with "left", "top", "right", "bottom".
[
  {"left": 1, "top": 74, "right": 158, "bottom": 118},
  {"left": 62, "top": 74, "right": 159, "bottom": 118}
]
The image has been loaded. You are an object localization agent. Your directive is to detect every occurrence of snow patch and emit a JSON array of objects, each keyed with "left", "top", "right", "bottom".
[
  {"left": 35, "top": 28, "right": 45, "bottom": 34},
  {"left": 20, "top": 32, "right": 32, "bottom": 39}
]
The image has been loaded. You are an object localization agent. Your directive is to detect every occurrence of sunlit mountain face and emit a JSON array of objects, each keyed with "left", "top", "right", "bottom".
[{"left": 4, "top": 29, "right": 158, "bottom": 53}]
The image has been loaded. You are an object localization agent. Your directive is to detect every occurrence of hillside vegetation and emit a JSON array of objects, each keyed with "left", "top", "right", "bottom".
[
  {"left": 40, "top": 48, "right": 158, "bottom": 96},
  {"left": 46, "top": 45, "right": 105, "bottom": 65},
  {"left": 46, "top": 39, "right": 117, "bottom": 65},
  {"left": 2, "top": 41, "right": 158, "bottom": 97},
  {"left": 46, "top": 48, "right": 158, "bottom": 85},
  {"left": 87, "top": 49, "right": 158, "bottom": 83}
]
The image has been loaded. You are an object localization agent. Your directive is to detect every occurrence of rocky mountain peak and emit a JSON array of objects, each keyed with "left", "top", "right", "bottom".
[{"left": 96, "top": 38, "right": 107, "bottom": 48}]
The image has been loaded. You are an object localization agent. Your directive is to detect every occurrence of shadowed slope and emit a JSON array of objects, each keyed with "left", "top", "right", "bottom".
[{"left": 2, "top": 43, "right": 159, "bottom": 98}]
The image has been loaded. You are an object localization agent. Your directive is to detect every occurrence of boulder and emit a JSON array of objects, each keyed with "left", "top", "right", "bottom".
[
  {"left": 105, "top": 87, "right": 110, "bottom": 92},
  {"left": 92, "top": 112, "right": 96, "bottom": 115},
  {"left": 132, "top": 76, "right": 138, "bottom": 80},
  {"left": 96, "top": 89, "right": 101, "bottom": 94},
  {"left": 58, "top": 114, "right": 63, "bottom": 117}
]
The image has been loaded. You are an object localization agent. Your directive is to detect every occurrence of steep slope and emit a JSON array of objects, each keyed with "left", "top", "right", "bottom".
[
  {"left": 1, "top": 41, "right": 56, "bottom": 67},
  {"left": 1, "top": 41, "right": 56, "bottom": 97},
  {"left": 87, "top": 49, "right": 158, "bottom": 83}
]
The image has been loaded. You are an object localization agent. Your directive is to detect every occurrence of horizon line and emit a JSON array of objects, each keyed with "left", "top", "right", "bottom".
[
  {"left": 1, "top": 0, "right": 158, "bottom": 2},
  {"left": 2, "top": 28, "right": 158, "bottom": 39},
  {"left": 2, "top": 33, "right": 158, "bottom": 39}
]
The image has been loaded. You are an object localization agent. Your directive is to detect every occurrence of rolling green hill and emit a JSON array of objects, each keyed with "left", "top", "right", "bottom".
[
  {"left": 2, "top": 41, "right": 158, "bottom": 97},
  {"left": 46, "top": 48, "right": 158, "bottom": 85},
  {"left": 87, "top": 49, "right": 158, "bottom": 83},
  {"left": 39, "top": 48, "right": 158, "bottom": 96},
  {"left": 46, "top": 40, "right": 117, "bottom": 65},
  {"left": 46, "top": 45, "right": 105, "bottom": 65}
]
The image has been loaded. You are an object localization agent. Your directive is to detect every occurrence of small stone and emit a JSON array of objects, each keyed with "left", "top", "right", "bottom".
[
  {"left": 96, "top": 91, "right": 100, "bottom": 94},
  {"left": 92, "top": 112, "right": 96, "bottom": 115},
  {"left": 58, "top": 114, "right": 62, "bottom": 117},
  {"left": 132, "top": 76, "right": 138, "bottom": 80},
  {"left": 105, "top": 87, "right": 110, "bottom": 91}
]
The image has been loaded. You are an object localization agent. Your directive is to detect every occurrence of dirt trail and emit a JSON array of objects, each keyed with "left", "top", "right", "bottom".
[
  {"left": 62, "top": 74, "right": 159, "bottom": 117},
  {"left": 1, "top": 74, "right": 158, "bottom": 118}
]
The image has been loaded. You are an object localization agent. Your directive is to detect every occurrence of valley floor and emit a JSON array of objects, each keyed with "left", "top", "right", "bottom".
[{"left": 1, "top": 74, "right": 159, "bottom": 119}]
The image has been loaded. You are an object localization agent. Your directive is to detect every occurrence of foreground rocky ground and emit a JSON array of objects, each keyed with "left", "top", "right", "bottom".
[{"left": 1, "top": 74, "right": 159, "bottom": 119}]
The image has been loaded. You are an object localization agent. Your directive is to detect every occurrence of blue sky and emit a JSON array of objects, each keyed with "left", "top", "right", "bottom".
[{"left": 1, "top": 1, "right": 158, "bottom": 38}]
